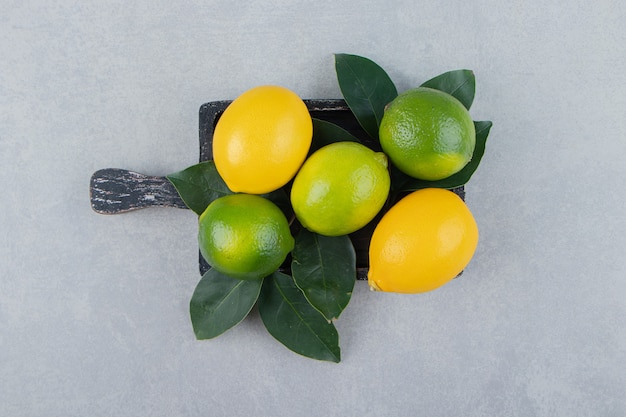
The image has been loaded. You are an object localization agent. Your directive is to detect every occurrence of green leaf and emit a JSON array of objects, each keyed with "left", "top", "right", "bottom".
[
  {"left": 291, "top": 229, "right": 355, "bottom": 321},
  {"left": 395, "top": 120, "right": 493, "bottom": 192},
  {"left": 258, "top": 272, "right": 341, "bottom": 363},
  {"left": 420, "top": 69, "right": 476, "bottom": 110},
  {"left": 311, "top": 118, "right": 361, "bottom": 153},
  {"left": 262, "top": 188, "right": 293, "bottom": 218},
  {"left": 190, "top": 268, "right": 263, "bottom": 339},
  {"left": 166, "top": 161, "right": 232, "bottom": 215},
  {"left": 335, "top": 53, "right": 398, "bottom": 140}
]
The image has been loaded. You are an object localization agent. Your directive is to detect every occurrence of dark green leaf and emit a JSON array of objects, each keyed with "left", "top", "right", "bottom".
[
  {"left": 335, "top": 53, "right": 398, "bottom": 140},
  {"left": 421, "top": 69, "right": 476, "bottom": 110},
  {"left": 261, "top": 188, "right": 293, "bottom": 218},
  {"left": 258, "top": 272, "right": 340, "bottom": 363},
  {"left": 395, "top": 120, "right": 493, "bottom": 192},
  {"left": 291, "top": 229, "right": 355, "bottom": 321},
  {"left": 166, "top": 161, "right": 232, "bottom": 215},
  {"left": 190, "top": 268, "right": 263, "bottom": 340},
  {"left": 311, "top": 118, "right": 361, "bottom": 153}
]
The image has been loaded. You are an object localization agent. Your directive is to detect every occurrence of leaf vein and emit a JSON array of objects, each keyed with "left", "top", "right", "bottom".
[{"left": 272, "top": 277, "right": 336, "bottom": 356}]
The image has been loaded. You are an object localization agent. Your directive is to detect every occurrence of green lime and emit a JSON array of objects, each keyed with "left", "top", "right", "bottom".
[
  {"left": 198, "top": 194, "right": 294, "bottom": 280},
  {"left": 379, "top": 87, "right": 475, "bottom": 181},
  {"left": 290, "top": 141, "right": 390, "bottom": 236}
]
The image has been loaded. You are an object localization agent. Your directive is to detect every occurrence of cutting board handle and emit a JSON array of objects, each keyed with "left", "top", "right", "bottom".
[{"left": 90, "top": 168, "right": 187, "bottom": 214}]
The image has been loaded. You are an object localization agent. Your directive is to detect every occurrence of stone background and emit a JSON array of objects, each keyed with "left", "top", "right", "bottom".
[{"left": 1, "top": 1, "right": 625, "bottom": 415}]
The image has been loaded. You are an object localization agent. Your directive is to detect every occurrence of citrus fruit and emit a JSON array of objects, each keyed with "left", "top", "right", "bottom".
[
  {"left": 368, "top": 188, "right": 478, "bottom": 293},
  {"left": 198, "top": 194, "right": 294, "bottom": 280},
  {"left": 212, "top": 85, "right": 313, "bottom": 194},
  {"left": 290, "top": 141, "right": 390, "bottom": 237},
  {"left": 379, "top": 87, "right": 476, "bottom": 181}
]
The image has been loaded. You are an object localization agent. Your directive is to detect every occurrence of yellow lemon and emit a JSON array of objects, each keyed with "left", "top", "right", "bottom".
[
  {"left": 198, "top": 194, "right": 294, "bottom": 280},
  {"left": 290, "top": 141, "right": 390, "bottom": 236},
  {"left": 368, "top": 188, "right": 478, "bottom": 293},
  {"left": 212, "top": 85, "right": 312, "bottom": 194},
  {"left": 379, "top": 87, "right": 475, "bottom": 181}
]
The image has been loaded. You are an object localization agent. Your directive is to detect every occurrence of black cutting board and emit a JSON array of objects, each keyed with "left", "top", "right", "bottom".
[{"left": 90, "top": 99, "right": 464, "bottom": 278}]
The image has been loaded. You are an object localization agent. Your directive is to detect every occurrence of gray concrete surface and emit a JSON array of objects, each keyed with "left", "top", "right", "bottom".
[{"left": 1, "top": 1, "right": 625, "bottom": 416}]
